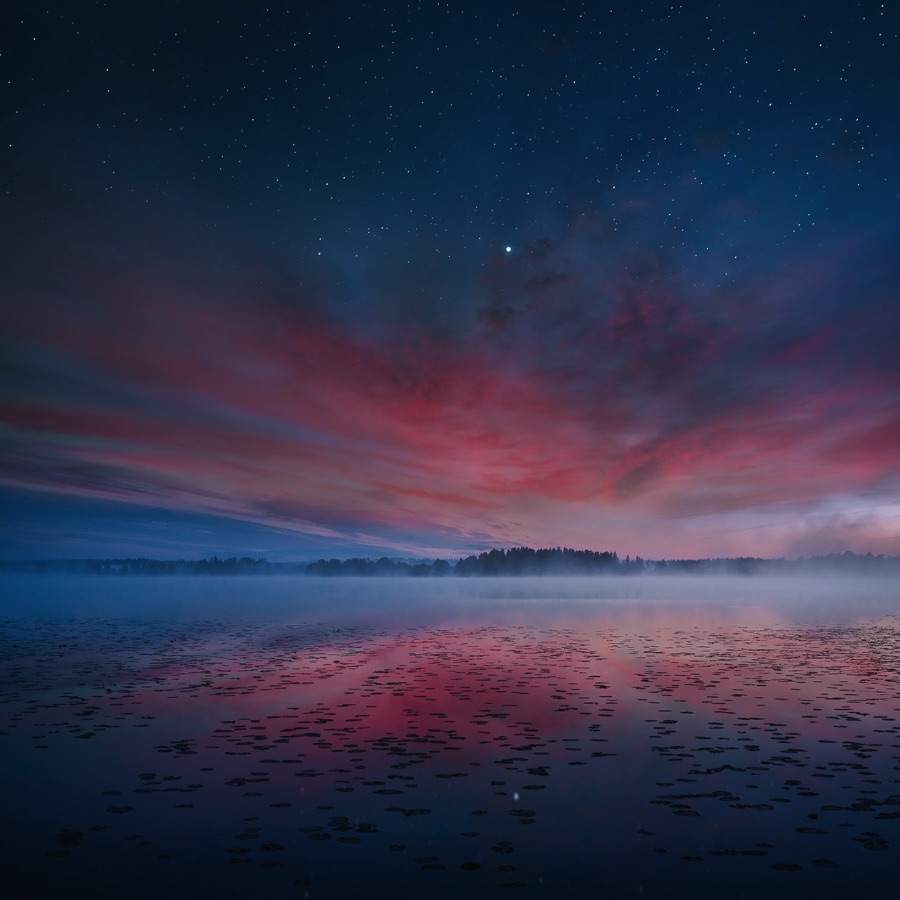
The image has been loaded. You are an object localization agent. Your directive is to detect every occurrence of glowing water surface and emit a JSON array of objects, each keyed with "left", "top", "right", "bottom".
[{"left": 2, "top": 576, "right": 898, "bottom": 898}]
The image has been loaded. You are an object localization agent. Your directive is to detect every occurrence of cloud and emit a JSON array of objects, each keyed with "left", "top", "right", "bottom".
[{"left": 2, "top": 192, "right": 898, "bottom": 558}]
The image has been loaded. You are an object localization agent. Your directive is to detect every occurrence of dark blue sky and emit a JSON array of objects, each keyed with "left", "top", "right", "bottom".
[{"left": 2, "top": 1, "right": 898, "bottom": 560}]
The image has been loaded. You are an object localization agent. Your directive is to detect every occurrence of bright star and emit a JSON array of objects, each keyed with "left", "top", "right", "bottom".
[{"left": 505, "top": 246, "right": 511, "bottom": 253}]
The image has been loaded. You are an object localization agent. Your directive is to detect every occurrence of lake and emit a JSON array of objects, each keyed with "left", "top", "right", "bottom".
[{"left": 1, "top": 575, "right": 898, "bottom": 898}]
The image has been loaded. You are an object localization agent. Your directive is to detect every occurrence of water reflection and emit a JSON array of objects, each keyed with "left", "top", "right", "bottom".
[{"left": 1, "top": 577, "right": 898, "bottom": 898}]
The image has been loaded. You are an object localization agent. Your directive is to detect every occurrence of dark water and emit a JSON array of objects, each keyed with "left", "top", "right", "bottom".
[{"left": 2, "top": 576, "right": 899, "bottom": 898}]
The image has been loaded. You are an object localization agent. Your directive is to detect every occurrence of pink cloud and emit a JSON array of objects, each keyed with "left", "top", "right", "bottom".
[{"left": 3, "top": 225, "right": 898, "bottom": 559}]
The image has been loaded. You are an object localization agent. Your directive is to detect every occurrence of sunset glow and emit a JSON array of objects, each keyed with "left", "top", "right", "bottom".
[{"left": 2, "top": 3, "right": 898, "bottom": 560}]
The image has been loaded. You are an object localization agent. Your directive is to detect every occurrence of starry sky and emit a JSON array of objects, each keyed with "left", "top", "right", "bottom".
[{"left": 2, "top": 1, "right": 898, "bottom": 561}]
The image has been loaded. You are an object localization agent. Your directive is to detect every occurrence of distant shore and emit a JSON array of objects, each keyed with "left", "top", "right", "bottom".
[{"left": 1, "top": 548, "right": 897, "bottom": 577}]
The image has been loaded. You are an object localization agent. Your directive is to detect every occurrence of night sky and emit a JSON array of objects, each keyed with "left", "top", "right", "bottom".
[{"left": 2, "top": 1, "right": 898, "bottom": 561}]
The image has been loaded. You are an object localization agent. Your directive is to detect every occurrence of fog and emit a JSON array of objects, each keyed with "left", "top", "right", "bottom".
[{"left": 1, "top": 573, "right": 897, "bottom": 626}]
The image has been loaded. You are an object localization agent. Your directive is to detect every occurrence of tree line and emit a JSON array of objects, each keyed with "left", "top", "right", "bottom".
[{"left": 1, "top": 548, "right": 897, "bottom": 576}]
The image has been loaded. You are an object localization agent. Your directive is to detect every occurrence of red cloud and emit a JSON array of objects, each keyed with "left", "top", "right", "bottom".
[{"left": 3, "top": 228, "right": 898, "bottom": 559}]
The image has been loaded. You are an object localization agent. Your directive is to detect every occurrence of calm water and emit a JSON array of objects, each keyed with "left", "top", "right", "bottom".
[{"left": 2, "top": 575, "right": 899, "bottom": 898}]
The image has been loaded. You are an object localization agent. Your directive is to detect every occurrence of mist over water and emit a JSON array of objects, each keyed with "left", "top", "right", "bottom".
[
  {"left": 2, "top": 575, "right": 899, "bottom": 898},
  {"left": 2, "top": 573, "right": 898, "bottom": 624}
]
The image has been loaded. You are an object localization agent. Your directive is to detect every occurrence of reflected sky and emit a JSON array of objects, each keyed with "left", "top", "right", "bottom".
[{"left": 2, "top": 578, "right": 899, "bottom": 898}]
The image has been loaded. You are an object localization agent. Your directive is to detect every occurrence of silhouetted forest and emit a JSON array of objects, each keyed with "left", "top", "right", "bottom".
[
  {"left": 1, "top": 548, "right": 897, "bottom": 576},
  {"left": 0, "top": 556, "right": 294, "bottom": 576}
]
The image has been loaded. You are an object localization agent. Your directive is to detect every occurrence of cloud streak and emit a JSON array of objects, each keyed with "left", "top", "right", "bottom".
[
  {"left": 2, "top": 2, "right": 898, "bottom": 559},
  {"left": 1, "top": 203, "right": 897, "bottom": 559}
]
